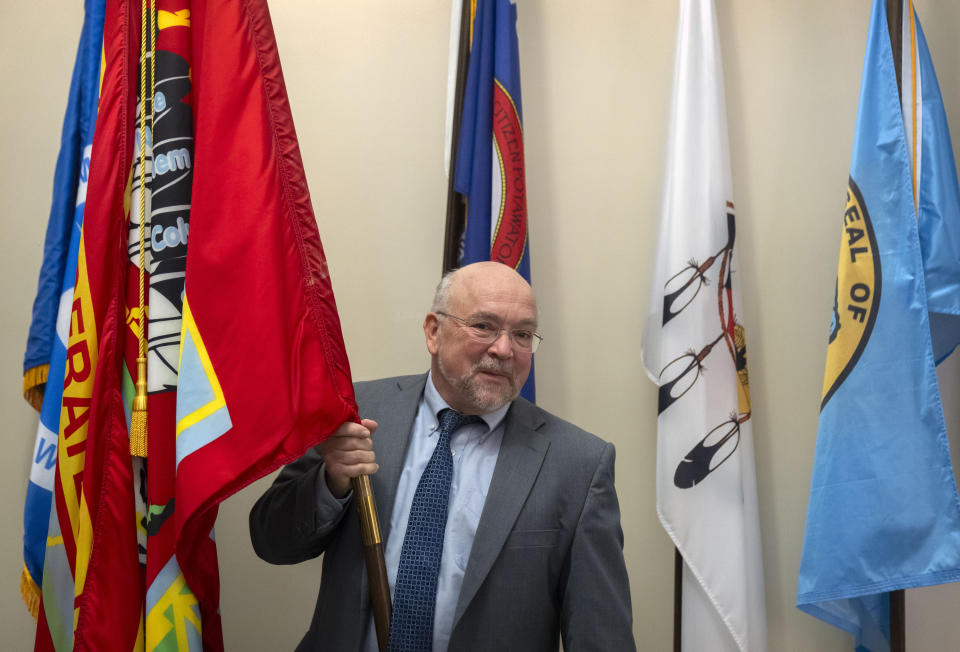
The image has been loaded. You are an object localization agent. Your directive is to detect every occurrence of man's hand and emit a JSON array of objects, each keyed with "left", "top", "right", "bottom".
[{"left": 320, "top": 418, "right": 379, "bottom": 498}]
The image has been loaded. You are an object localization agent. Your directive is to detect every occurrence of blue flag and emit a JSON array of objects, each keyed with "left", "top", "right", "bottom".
[
  {"left": 21, "top": 0, "right": 104, "bottom": 618},
  {"left": 453, "top": 0, "right": 534, "bottom": 401},
  {"left": 797, "top": 2, "right": 960, "bottom": 650}
]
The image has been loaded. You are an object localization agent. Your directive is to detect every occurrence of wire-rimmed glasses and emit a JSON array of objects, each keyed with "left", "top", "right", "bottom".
[{"left": 436, "top": 311, "right": 542, "bottom": 353}]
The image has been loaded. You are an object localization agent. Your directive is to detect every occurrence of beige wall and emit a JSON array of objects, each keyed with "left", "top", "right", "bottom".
[{"left": 4, "top": 1, "right": 960, "bottom": 649}]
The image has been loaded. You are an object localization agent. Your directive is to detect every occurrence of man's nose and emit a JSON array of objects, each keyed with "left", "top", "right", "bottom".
[{"left": 486, "top": 329, "right": 514, "bottom": 357}]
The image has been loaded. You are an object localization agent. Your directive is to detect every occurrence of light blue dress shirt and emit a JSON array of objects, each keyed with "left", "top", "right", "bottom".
[{"left": 358, "top": 372, "right": 508, "bottom": 652}]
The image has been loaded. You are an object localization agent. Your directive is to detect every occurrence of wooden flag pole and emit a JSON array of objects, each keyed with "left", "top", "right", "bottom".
[
  {"left": 674, "top": 547, "right": 682, "bottom": 652},
  {"left": 884, "top": 2, "right": 905, "bottom": 648},
  {"left": 359, "top": 5, "right": 474, "bottom": 647},
  {"left": 886, "top": 0, "right": 903, "bottom": 104},
  {"left": 352, "top": 475, "right": 390, "bottom": 652},
  {"left": 442, "top": 0, "right": 473, "bottom": 274},
  {"left": 890, "top": 590, "right": 905, "bottom": 652}
]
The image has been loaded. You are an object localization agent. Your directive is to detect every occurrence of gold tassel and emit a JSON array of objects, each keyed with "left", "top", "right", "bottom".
[
  {"left": 130, "top": 357, "right": 148, "bottom": 457},
  {"left": 22, "top": 364, "right": 49, "bottom": 412},
  {"left": 20, "top": 565, "right": 40, "bottom": 621}
]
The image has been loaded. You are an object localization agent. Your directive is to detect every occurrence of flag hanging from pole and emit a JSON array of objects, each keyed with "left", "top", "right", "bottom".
[
  {"left": 20, "top": 0, "right": 104, "bottom": 415},
  {"left": 38, "top": 0, "right": 148, "bottom": 647},
  {"left": 166, "top": 0, "right": 359, "bottom": 646},
  {"left": 20, "top": 0, "right": 105, "bottom": 622},
  {"left": 641, "top": 0, "right": 767, "bottom": 650},
  {"left": 36, "top": 0, "right": 359, "bottom": 650},
  {"left": 797, "top": 2, "right": 960, "bottom": 650},
  {"left": 451, "top": 0, "right": 535, "bottom": 401}
]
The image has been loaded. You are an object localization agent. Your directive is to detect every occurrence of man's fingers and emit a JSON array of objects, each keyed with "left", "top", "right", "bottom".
[
  {"left": 330, "top": 418, "right": 379, "bottom": 440},
  {"left": 327, "top": 448, "right": 376, "bottom": 466},
  {"left": 324, "top": 435, "right": 374, "bottom": 452},
  {"left": 331, "top": 421, "right": 370, "bottom": 439},
  {"left": 327, "top": 462, "right": 380, "bottom": 478},
  {"left": 322, "top": 418, "right": 381, "bottom": 497}
]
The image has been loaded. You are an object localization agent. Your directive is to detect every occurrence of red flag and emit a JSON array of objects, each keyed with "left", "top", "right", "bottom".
[
  {"left": 58, "top": 0, "right": 144, "bottom": 648},
  {"left": 168, "top": 0, "right": 359, "bottom": 647},
  {"left": 177, "top": 0, "right": 358, "bottom": 543},
  {"left": 54, "top": 0, "right": 359, "bottom": 650}
]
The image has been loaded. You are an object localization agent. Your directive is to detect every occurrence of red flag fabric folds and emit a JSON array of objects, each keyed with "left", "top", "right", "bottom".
[
  {"left": 45, "top": 0, "right": 358, "bottom": 650},
  {"left": 172, "top": 2, "right": 358, "bottom": 645}
]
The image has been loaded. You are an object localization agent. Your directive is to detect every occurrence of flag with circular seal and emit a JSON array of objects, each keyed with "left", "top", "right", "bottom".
[
  {"left": 452, "top": 0, "right": 535, "bottom": 401},
  {"left": 798, "top": 2, "right": 960, "bottom": 650}
]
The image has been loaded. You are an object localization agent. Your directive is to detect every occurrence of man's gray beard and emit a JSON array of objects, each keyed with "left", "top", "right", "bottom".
[{"left": 437, "top": 356, "right": 518, "bottom": 413}]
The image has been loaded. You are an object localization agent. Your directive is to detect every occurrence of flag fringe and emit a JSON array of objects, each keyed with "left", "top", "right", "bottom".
[
  {"left": 22, "top": 364, "right": 49, "bottom": 412},
  {"left": 20, "top": 565, "right": 40, "bottom": 621}
]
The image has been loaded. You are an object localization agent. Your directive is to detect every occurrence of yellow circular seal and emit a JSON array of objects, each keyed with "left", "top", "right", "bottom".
[{"left": 821, "top": 177, "right": 882, "bottom": 409}]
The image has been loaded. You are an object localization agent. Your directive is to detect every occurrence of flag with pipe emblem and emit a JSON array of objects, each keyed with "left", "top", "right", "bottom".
[
  {"left": 20, "top": 0, "right": 105, "bottom": 623},
  {"left": 641, "top": 0, "right": 766, "bottom": 650},
  {"left": 451, "top": 0, "right": 534, "bottom": 401},
  {"left": 797, "top": 2, "right": 960, "bottom": 650},
  {"left": 36, "top": 0, "right": 359, "bottom": 650}
]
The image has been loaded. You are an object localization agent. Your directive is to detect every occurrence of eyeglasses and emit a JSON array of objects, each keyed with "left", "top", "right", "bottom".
[{"left": 436, "top": 311, "right": 542, "bottom": 353}]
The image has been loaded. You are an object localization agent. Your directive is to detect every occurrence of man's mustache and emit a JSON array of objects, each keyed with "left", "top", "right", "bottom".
[{"left": 473, "top": 360, "right": 513, "bottom": 377}]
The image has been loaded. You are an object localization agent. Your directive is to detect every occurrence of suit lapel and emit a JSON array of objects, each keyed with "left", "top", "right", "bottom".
[
  {"left": 366, "top": 374, "right": 426, "bottom": 543},
  {"left": 453, "top": 399, "right": 549, "bottom": 627}
]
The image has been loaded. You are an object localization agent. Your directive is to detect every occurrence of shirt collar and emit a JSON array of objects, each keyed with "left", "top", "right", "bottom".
[{"left": 425, "top": 371, "right": 510, "bottom": 438}]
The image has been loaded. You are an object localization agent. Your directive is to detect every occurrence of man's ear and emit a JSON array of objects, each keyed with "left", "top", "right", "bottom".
[{"left": 424, "top": 313, "right": 440, "bottom": 355}]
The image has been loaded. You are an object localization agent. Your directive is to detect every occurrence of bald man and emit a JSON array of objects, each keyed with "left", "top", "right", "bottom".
[{"left": 250, "top": 262, "right": 634, "bottom": 652}]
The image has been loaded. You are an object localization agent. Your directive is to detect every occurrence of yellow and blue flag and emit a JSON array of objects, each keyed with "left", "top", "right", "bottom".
[
  {"left": 20, "top": 0, "right": 104, "bottom": 621},
  {"left": 21, "top": 0, "right": 106, "bottom": 411},
  {"left": 798, "top": 2, "right": 960, "bottom": 650},
  {"left": 453, "top": 0, "right": 534, "bottom": 401}
]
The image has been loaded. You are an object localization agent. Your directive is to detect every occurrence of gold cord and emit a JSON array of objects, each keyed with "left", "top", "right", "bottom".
[{"left": 130, "top": 0, "right": 153, "bottom": 458}]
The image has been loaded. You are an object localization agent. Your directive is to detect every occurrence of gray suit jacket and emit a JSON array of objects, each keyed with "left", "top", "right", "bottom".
[{"left": 249, "top": 374, "right": 634, "bottom": 651}]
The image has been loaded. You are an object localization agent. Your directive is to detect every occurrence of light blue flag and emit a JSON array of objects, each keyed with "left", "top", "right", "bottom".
[
  {"left": 797, "top": 2, "right": 960, "bottom": 650},
  {"left": 21, "top": 0, "right": 104, "bottom": 618}
]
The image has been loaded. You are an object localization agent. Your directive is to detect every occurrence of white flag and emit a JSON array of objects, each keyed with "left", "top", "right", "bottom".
[{"left": 641, "top": 0, "right": 766, "bottom": 650}]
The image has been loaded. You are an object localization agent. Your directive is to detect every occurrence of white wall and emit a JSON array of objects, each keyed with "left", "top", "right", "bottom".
[{"left": 3, "top": 1, "right": 960, "bottom": 649}]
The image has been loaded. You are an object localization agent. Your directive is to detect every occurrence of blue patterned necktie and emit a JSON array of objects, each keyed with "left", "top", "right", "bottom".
[{"left": 387, "top": 408, "right": 482, "bottom": 652}]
